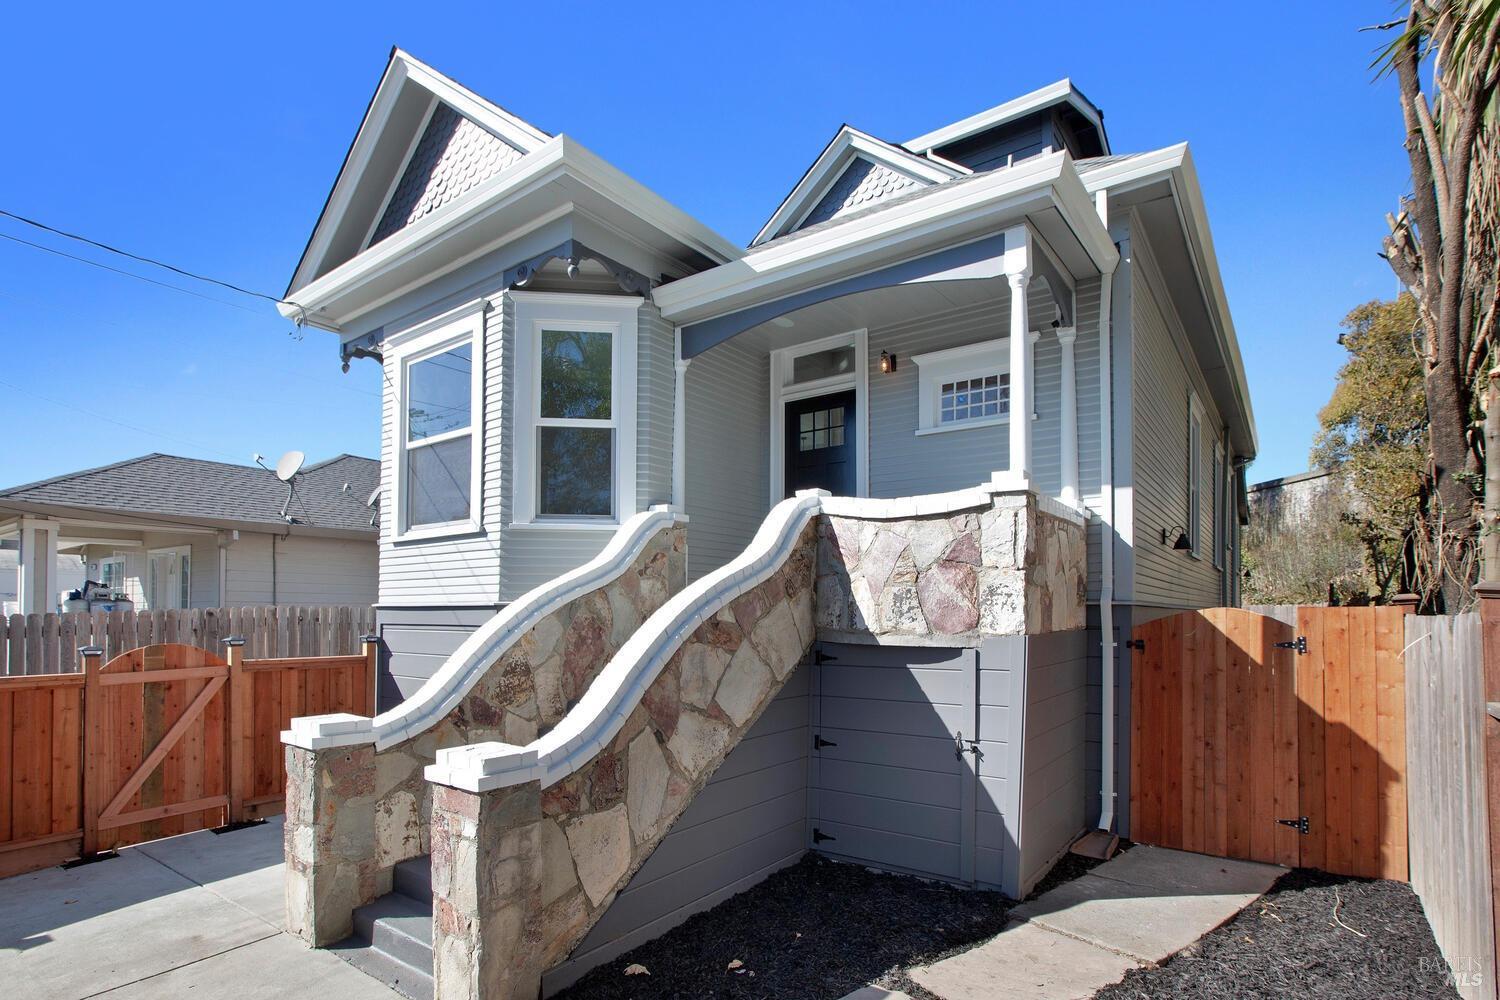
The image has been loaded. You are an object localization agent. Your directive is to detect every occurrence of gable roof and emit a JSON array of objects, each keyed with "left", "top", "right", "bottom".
[
  {"left": 287, "top": 48, "right": 553, "bottom": 298},
  {"left": 751, "top": 126, "right": 965, "bottom": 247},
  {"left": 0, "top": 454, "right": 380, "bottom": 536},
  {"left": 903, "top": 79, "right": 1109, "bottom": 157}
]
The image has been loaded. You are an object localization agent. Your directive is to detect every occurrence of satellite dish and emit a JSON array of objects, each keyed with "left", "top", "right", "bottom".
[{"left": 274, "top": 451, "right": 305, "bottom": 483}]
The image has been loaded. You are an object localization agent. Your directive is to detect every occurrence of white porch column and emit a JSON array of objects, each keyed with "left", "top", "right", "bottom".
[
  {"left": 1056, "top": 326, "right": 1079, "bottom": 507},
  {"left": 1003, "top": 226, "right": 1033, "bottom": 487},
  {"left": 672, "top": 329, "right": 691, "bottom": 510},
  {"left": 17, "top": 518, "right": 59, "bottom": 614}
]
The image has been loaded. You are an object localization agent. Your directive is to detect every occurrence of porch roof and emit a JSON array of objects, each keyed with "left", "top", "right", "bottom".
[{"left": 654, "top": 151, "right": 1116, "bottom": 347}]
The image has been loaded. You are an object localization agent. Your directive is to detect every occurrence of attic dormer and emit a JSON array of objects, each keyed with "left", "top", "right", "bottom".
[{"left": 904, "top": 79, "right": 1108, "bottom": 173}]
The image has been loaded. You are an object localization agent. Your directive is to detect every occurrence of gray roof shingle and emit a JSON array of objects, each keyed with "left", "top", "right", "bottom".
[{"left": 0, "top": 454, "right": 380, "bottom": 534}]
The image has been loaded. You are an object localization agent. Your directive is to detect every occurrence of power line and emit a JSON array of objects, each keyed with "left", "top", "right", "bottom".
[
  {"left": 0, "top": 231, "right": 266, "bottom": 316},
  {"left": 0, "top": 207, "right": 302, "bottom": 316},
  {"left": 0, "top": 377, "right": 243, "bottom": 462}
]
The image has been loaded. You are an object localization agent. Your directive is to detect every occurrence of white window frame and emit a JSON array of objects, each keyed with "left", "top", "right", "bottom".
[
  {"left": 910, "top": 338, "right": 1012, "bottom": 436},
  {"left": 769, "top": 328, "right": 869, "bottom": 504},
  {"left": 146, "top": 545, "right": 191, "bottom": 610},
  {"left": 511, "top": 292, "right": 639, "bottom": 529},
  {"left": 1188, "top": 392, "right": 1205, "bottom": 559},
  {"left": 389, "top": 300, "right": 487, "bottom": 542},
  {"left": 99, "top": 555, "right": 127, "bottom": 594}
]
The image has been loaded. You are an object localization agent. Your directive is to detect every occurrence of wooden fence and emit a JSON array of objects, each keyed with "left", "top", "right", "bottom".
[
  {"left": 1405, "top": 612, "right": 1494, "bottom": 1000},
  {"left": 0, "top": 640, "right": 375, "bottom": 878},
  {"left": 0, "top": 605, "right": 377, "bottom": 675}
]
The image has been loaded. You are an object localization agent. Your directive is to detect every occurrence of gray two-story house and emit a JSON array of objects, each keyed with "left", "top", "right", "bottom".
[{"left": 279, "top": 49, "right": 1254, "bottom": 994}]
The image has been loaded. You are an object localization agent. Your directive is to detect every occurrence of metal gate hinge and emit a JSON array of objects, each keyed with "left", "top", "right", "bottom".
[
  {"left": 814, "top": 734, "right": 838, "bottom": 750},
  {"left": 813, "top": 650, "right": 838, "bottom": 664},
  {"left": 1273, "top": 636, "right": 1308, "bottom": 654},
  {"left": 1124, "top": 639, "right": 1145, "bottom": 651},
  {"left": 1277, "top": 816, "right": 1310, "bottom": 835},
  {"left": 812, "top": 827, "right": 837, "bottom": 844},
  {"left": 953, "top": 731, "right": 982, "bottom": 761}
]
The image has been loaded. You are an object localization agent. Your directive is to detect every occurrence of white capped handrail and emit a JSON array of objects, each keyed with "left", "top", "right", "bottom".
[{"left": 284, "top": 505, "right": 686, "bottom": 752}]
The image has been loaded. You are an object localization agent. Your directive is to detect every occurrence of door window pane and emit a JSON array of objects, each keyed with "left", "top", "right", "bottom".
[
  {"left": 538, "top": 427, "right": 614, "bottom": 516},
  {"left": 408, "top": 436, "right": 472, "bottom": 525},
  {"left": 540, "top": 330, "right": 612, "bottom": 419},
  {"left": 790, "top": 345, "right": 855, "bottom": 385},
  {"left": 407, "top": 344, "right": 472, "bottom": 441},
  {"left": 798, "top": 406, "right": 845, "bottom": 451}
]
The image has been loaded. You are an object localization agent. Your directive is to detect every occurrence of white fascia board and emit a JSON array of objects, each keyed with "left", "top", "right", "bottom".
[
  {"left": 1082, "top": 144, "right": 1257, "bottom": 457},
  {"left": 905, "top": 79, "right": 1106, "bottom": 155},
  {"left": 752, "top": 127, "right": 965, "bottom": 247},
  {"left": 282, "top": 135, "right": 741, "bottom": 329},
  {"left": 395, "top": 49, "right": 551, "bottom": 150},
  {"left": 658, "top": 152, "right": 1116, "bottom": 326}
]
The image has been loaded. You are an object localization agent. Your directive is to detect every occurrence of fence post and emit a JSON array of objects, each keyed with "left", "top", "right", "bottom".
[
  {"left": 79, "top": 645, "right": 103, "bottom": 857},
  {"left": 1476, "top": 580, "right": 1500, "bottom": 993},
  {"left": 1391, "top": 593, "right": 1420, "bottom": 614},
  {"left": 360, "top": 634, "right": 380, "bottom": 717},
  {"left": 225, "top": 636, "right": 248, "bottom": 825}
]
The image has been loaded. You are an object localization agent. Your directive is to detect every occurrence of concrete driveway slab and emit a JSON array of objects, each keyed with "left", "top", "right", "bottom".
[
  {"left": 0, "top": 849, "right": 277, "bottom": 1000},
  {"left": 93, "top": 930, "right": 399, "bottom": 999},
  {"left": 1009, "top": 871, "right": 1265, "bottom": 966},
  {"left": 133, "top": 818, "right": 287, "bottom": 926},
  {"left": 910, "top": 920, "right": 1143, "bottom": 1000}
]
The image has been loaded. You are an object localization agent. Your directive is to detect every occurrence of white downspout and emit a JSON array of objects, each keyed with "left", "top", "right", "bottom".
[
  {"left": 1096, "top": 188, "right": 1119, "bottom": 834},
  {"left": 673, "top": 328, "right": 690, "bottom": 510}
]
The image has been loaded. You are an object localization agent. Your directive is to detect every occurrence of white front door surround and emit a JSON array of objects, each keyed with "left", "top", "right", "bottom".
[{"left": 768, "top": 329, "right": 869, "bottom": 503}]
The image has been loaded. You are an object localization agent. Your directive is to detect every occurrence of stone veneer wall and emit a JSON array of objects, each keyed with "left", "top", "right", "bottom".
[
  {"left": 815, "top": 491, "right": 1086, "bottom": 641},
  {"left": 284, "top": 525, "right": 685, "bottom": 945},
  {"left": 428, "top": 524, "right": 818, "bottom": 1000}
]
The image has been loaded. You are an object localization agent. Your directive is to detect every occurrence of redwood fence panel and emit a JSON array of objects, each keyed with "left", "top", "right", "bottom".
[
  {"left": 0, "top": 638, "right": 376, "bottom": 878},
  {"left": 0, "top": 605, "right": 376, "bottom": 675}
]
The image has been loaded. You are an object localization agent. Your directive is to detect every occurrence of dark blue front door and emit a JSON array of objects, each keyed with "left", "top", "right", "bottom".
[{"left": 784, "top": 390, "right": 856, "bottom": 498}]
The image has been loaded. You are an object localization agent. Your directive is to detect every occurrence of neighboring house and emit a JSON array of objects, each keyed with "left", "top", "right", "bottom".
[
  {"left": 1248, "top": 468, "right": 1338, "bottom": 524},
  {"left": 0, "top": 453, "right": 380, "bottom": 613},
  {"left": 0, "top": 548, "right": 84, "bottom": 615},
  {"left": 276, "top": 51, "right": 1255, "bottom": 982}
]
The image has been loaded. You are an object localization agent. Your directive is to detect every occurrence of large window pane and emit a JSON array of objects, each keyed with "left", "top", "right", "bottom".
[
  {"left": 790, "top": 345, "right": 855, "bottom": 385},
  {"left": 540, "top": 330, "right": 612, "bottom": 419},
  {"left": 408, "top": 436, "right": 471, "bottom": 525},
  {"left": 538, "top": 427, "right": 613, "bottom": 516},
  {"left": 408, "top": 343, "right": 472, "bottom": 441}
]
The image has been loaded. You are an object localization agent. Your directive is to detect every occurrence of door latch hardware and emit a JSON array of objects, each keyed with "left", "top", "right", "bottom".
[
  {"left": 1124, "top": 639, "right": 1145, "bottom": 651},
  {"left": 814, "top": 735, "right": 838, "bottom": 750},
  {"left": 1277, "top": 816, "right": 1310, "bottom": 835},
  {"left": 813, "top": 650, "right": 839, "bottom": 665},
  {"left": 1273, "top": 636, "right": 1308, "bottom": 655},
  {"left": 812, "top": 828, "right": 837, "bottom": 844},
  {"left": 954, "top": 731, "right": 982, "bottom": 760}
]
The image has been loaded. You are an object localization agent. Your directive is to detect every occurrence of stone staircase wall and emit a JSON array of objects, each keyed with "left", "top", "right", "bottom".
[{"left": 283, "top": 519, "right": 686, "bottom": 946}]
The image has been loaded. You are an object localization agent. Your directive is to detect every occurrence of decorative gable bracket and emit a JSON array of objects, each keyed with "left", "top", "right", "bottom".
[{"left": 504, "top": 239, "right": 655, "bottom": 300}]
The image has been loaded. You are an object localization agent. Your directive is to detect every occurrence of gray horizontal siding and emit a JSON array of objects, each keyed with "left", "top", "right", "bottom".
[
  {"left": 1127, "top": 229, "right": 1224, "bottom": 610},
  {"left": 375, "top": 604, "right": 499, "bottom": 710},
  {"left": 683, "top": 337, "right": 770, "bottom": 580},
  {"left": 636, "top": 303, "right": 676, "bottom": 510},
  {"left": 545, "top": 667, "right": 810, "bottom": 994},
  {"left": 1018, "top": 628, "right": 1087, "bottom": 895},
  {"left": 976, "top": 635, "right": 1025, "bottom": 894}
]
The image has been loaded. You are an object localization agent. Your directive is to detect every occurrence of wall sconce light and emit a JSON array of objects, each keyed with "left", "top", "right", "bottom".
[
  {"left": 1161, "top": 525, "right": 1192, "bottom": 551},
  {"left": 880, "top": 351, "right": 897, "bottom": 373}
]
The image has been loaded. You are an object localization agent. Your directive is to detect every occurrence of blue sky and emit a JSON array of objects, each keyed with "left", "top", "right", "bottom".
[{"left": 0, "top": 0, "right": 1406, "bottom": 489}]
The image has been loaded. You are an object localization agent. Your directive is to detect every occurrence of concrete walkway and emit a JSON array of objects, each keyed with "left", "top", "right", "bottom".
[
  {"left": 0, "top": 818, "right": 398, "bottom": 1000},
  {"left": 908, "top": 846, "right": 1283, "bottom": 1000}
]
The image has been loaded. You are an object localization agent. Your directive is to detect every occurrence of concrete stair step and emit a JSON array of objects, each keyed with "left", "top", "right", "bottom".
[
  {"left": 331, "top": 934, "right": 434, "bottom": 1000},
  {"left": 353, "top": 892, "right": 434, "bottom": 970},
  {"left": 394, "top": 855, "right": 432, "bottom": 902}
]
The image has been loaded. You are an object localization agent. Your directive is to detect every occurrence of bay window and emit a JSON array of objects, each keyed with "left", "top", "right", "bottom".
[
  {"left": 512, "top": 293, "right": 638, "bottom": 526},
  {"left": 391, "top": 302, "right": 485, "bottom": 539}
]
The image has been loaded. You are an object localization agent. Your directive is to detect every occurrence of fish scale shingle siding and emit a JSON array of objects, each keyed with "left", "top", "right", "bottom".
[
  {"left": 797, "top": 158, "right": 923, "bottom": 230},
  {"left": 371, "top": 103, "right": 525, "bottom": 245}
]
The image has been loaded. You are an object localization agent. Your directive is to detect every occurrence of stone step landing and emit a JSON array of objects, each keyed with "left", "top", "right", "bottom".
[{"left": 332, "top": 856, "right": 435, "bottom": 1000}]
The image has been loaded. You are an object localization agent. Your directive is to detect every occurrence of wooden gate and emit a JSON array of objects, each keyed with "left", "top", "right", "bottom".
[
  {"left": 1130, "top": 606, "right": 1409, "bottom": 880},
  {"left": 84, "top": 644, "right": 230, "bottom": 853}
]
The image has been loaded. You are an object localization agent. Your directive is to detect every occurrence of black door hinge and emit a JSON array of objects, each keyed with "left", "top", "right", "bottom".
[
  {"left": 812, "top": 827, "right": 837, "bottom": 844},
  {"left": 814, "top": 734, "right": 838, "bottom": 750},
  {"left": 1124, "top": 639, "right": 1145, "bottom": 651},
  {"left": 1273, "top": 636, "right": 1308, "bottom": 655},
  {"left": 814, "top": 649, "right": 838, "bottom": 665},
  {"left": 1277, "top": 816, "right": 1310, "bottom": 835}
]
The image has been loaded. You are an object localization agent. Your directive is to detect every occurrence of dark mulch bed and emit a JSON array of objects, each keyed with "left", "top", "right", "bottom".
[
  {"left": 554, "top": 851, "right": 1109, "bottom": 1000},
  {"left": 1095, "top": 868, "right": 1459, "bottom": 1000}
]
